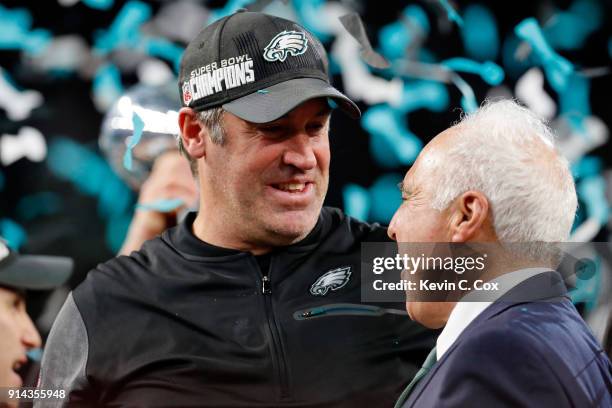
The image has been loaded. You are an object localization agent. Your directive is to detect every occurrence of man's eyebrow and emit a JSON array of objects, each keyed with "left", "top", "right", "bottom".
[{"left": 397, "top": 182, "right": 415, "bottom": 195}]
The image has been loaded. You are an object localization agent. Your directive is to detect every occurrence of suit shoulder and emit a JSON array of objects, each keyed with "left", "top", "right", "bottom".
[
  {"left": 482, "top": 300, "right": 599, "bottom": 354},
  {"left": 447, "top": 301, "right": 611, "bottom": 406},
  {"left": 454, "top": 317, "right": 541, "bottom": 364},
  {"left": 452, "top": 300, "right": 605, "bottom": 380}
]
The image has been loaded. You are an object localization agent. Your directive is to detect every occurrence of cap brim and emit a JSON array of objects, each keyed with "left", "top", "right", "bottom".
[
  {"left": 222, "top": 77, "right": 360, "bottom": 123},
  {"left": 0, "top": 255, "right": 73, "bottom": 290}
]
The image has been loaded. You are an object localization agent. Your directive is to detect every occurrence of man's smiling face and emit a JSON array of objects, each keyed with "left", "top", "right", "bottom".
[{"left": 202, "top": 98, "right": 332, "bottom": 249}]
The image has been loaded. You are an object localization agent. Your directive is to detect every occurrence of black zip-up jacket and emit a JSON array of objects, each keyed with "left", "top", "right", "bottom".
[{"left": 38, "top": 207, "right": 435, "bottom": 407}]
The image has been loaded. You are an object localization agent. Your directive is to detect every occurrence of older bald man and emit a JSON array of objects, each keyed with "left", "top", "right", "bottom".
[{"left": 388, "top": 100, "right": 612, "bottom": 408}]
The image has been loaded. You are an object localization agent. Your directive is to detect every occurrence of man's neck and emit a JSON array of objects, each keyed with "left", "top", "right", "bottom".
[{"left": 191, "top": 212, "right": 274, "bottom": 255}]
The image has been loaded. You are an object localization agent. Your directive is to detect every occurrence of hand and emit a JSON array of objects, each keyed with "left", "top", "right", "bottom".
[{"left": 119, "top": 150, "right": 198, "bottom": 255}]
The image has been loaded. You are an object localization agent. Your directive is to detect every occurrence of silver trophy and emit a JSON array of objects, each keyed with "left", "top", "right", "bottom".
[{"left": 99, "top": 81, "right": 180, "bottom": 190}]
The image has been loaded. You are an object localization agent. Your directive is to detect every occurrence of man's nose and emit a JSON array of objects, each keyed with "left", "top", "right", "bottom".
[
  {"left": 21, "top": 314, "right": 42, "bottom": 350},
  {"left": 282, "top": 133, "right": 316, "bottom": 171}
]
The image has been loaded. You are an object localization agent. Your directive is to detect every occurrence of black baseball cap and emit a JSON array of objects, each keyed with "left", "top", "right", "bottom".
[
  {"left": 0, "top": 240, "right": 73, "bottom": 291},
  {"left": 178, "top": 10, "right": 360, "bottom": 123}
]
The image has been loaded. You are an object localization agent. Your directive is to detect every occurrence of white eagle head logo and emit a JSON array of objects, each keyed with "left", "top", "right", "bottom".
[
  {"left": 263, "top": 30, "right": 309, "bottom": 62},
  {"left": 310, "top": 267, "right": 352, "bottom": 296}
]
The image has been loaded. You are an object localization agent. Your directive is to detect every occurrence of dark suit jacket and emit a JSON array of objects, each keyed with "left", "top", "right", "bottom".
[{"left": 402, "top": 271, "right": 612, "bottom": 407}]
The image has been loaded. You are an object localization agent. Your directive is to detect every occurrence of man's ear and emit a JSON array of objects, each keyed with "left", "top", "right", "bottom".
[
  {"left": 449, "top": 191, "right": 491, "bottom": 242},
  {"left": 178, "top": 107, "right": 207, "bottom": 159}
]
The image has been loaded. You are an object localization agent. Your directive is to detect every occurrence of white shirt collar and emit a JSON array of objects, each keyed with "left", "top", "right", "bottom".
[{"left": 436, "top": 267, "right": 551, "bottom": 360}]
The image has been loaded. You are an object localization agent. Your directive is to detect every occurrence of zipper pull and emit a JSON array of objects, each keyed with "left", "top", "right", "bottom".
[
  {"left": 262, "top": 275, "right": 272, "bottom": 295},
  {"left": 301, "top": 307, "right": 325, "bottom": 318}
]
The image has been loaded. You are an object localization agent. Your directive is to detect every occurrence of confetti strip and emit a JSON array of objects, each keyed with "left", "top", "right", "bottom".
[
  {"left": 339, "top": 13, "right": 389, "bottom": 69},
  {"left": 437, "top": 0, "right": 464, "bottom": 27},
  {"left": 515, "top": 17, "right": 574, "bottom": 93},
  {"left": 136, "top": 198, "right": 185, "bottom": 213},
  {"left": 123, "top": 112, "right": 145, "bottom": 171},
  {"left": 441, "top": 58, "right": 505, "bottom": 86}
]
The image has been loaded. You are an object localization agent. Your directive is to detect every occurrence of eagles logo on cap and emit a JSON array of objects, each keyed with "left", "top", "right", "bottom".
[{"left": 263, "top": 31, "right": 309, "bottom": 62}]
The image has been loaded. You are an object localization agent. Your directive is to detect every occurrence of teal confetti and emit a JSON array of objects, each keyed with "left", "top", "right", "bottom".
[
  {"left": 362, "top": 104, "right": 422, "bottom": 168},
  {"left": 396, "top": 81, "right": 449, "bottom": 113},
  {"left": 82, "top": 0, "right": 114, "bottom": 10},
  {"left": 47, "top": 137, "right": 134, "bottom": 252},
  {"left": 291, "top": 0, "right": 332, "bottom": 42},
  {"left": 515, "top": 18, "right": 574, "bottom": 93},
  {"left": 438, "top": 0, "right": 464, "bottom": 27},
  {"left": 571, "top": 156, "right": 602, "bottom": 179},
  {"left": 136, "top": 198, "right": 184, "bottom": 213},
  {"left": 343, "top": 184, "right": 370, "bottom": 221},
  {"left": 441, "top": 58, "right": 505, "bottom": 86},
  {"left": 16, "top": 192, "right": 62, "bottom": 221},
  {"left": 142, "top": 37, "right": 184, "bottom": 73},
  {"left": 450, "top": 74, "right": 478, "bottom": 113},
  {"left": 0, "top": 218, "right": 27, "bottom": 250},
  {"left": 369, "top": 174, "right": 404, "bottom": 223},
  {"left": 93, "top": 0, "right": 151, "bottom": 55},
  {"left": 578, "top": 176, "right": 609, "bottom": 225},
  {"left": 569, "top": 256, "right": 601, "bottom": 313},
  {"left": 123, "top": 112, "right": 145, "bottom": 171},
  {"left": 543, "top": 0, "right": 603, "bottom": 51},
  {"left": 461, "top": 5, "right": 499, "bottom": 61},
  {"left": 26, "top": 348, "right": 43, "bottom": 362},
  {"left": 0, "top": 4, "right": 52, "bottom": 55},
  {"left": 379, "top": 5, "right": 430, "bottom": 61},
  {"left": 208, "top": 0, "right": 256, "bottom": 24},
  {"left": 92, "top": 63, "right": 124, "bottom": 110}
]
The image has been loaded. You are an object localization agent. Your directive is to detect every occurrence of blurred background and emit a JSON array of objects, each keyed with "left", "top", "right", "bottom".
[{"left": 0, "top": 0, "right": 610, "bottom": 354}]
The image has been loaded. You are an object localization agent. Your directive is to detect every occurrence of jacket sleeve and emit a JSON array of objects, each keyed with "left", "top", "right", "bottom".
[{"left": 34, "top": 293, "right": 92, "bottom": 407}]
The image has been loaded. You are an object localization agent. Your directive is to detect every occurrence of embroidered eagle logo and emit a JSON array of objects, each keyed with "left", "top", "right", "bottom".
[
  {"left": 263, "top": 30, "right": 309, "bottom": 62},
  {"left": 310, "top": 266, "right": 352, "bottom": 296}
]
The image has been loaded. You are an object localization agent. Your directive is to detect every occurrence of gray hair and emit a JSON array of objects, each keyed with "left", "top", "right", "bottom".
[
  {"left": 178, "top": 106, "right": 226, "bottom": 176},
  {"left": 429, "top": 99, "right": 577, "bottom": 263}
]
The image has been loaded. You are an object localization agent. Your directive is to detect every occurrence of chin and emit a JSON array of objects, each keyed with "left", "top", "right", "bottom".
[
  {"left": 406, "top": 302, "right": 449, "bottom": 329},
  {"left": 0, "top": 372, "right": 19, "bottom": 389},
  {"left": 267, "top": 209, "right": 319, "bottom": 242}
]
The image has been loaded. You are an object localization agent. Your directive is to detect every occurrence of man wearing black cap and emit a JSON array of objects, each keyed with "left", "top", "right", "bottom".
[
  {"left": 0, "top": 239, "right": 72, "bottom": 392},
  {"left": 38, "top": 11, "right": 434, "bottom": 407}
]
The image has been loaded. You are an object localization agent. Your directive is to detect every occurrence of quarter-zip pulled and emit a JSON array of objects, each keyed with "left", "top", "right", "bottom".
[{"left": 253, "top": 255, "right": 291, "bottom": 400}]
